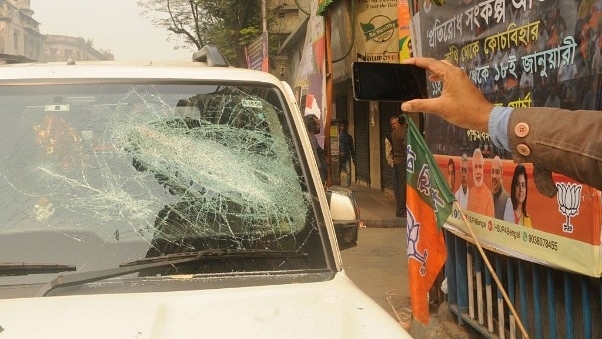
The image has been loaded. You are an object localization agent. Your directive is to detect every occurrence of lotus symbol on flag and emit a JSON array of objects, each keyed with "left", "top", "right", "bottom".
[
  {"left": 555, "top": 182, "right": 582, "bottom": 233},
  {"left": 406, "top": 210, "right": 428, "bottom": 276}
]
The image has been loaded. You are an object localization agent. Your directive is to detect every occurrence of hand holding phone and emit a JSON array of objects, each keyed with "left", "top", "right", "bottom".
[{"left": 352, "top": 62, "right": 427, "bottom": 102}]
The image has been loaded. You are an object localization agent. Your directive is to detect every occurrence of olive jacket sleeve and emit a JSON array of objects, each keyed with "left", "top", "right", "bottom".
[{"left": 508, "top": 107, "right": 602, "bottom": 196}]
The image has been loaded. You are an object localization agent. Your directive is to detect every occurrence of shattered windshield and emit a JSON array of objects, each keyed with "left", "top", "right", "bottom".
[{"left": 0, "top": 82, "right": 326, "bottom": 293}]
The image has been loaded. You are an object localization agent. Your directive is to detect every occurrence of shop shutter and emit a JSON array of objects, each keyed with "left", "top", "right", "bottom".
[{"left": 353, "top": 100, "right": 370, "bottom": 184}]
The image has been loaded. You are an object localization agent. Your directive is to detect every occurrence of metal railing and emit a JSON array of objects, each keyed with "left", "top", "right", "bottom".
[{"left": 444, "top": 230, "right": 601, "bottom": 339}]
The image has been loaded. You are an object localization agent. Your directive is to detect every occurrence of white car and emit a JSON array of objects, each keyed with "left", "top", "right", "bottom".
[{"left": 0, "top": 46, "right": 412, "bottom": 338}]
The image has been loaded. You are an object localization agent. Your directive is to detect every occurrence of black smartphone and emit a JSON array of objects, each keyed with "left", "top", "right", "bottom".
[{"left": 352, "top": 62, "right": 427, "bottom": 102}]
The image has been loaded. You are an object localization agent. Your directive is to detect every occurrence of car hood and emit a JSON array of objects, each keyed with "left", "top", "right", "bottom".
[{"left": 0, "top": 272, "right": 411, "bottom": 338}]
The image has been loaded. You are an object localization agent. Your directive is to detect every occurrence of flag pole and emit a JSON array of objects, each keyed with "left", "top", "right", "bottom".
[{"left": 454, "top": 201, "right": 530, "bottom": 339}]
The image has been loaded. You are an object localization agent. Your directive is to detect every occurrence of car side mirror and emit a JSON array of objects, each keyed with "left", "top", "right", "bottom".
[{"left": 326, "top": 186, "right": 360, "bottom": 250}]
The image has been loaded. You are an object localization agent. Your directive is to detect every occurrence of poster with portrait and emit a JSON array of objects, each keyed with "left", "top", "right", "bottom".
[{"left": 409, "top": 0, "right": 602, "bottom": 277}]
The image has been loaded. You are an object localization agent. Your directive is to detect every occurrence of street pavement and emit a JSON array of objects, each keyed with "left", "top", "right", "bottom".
[{"left": 340, "top": 183, "right": 479, "bottom": 339}]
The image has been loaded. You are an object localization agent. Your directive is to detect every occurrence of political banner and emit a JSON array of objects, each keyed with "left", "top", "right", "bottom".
[{"left": 409, "top": 0, "right": 602, "bottom": 277}]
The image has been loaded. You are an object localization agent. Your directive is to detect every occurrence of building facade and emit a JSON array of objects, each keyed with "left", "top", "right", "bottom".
[
  {"left": 0, "top": 0, "right": 113, "bottom": 63},
  {"left": 44, "top": 35, "right": 114, "bottom": 62},
  {"left": 0, "top": 0, "right": 43, "bottom": 63}
]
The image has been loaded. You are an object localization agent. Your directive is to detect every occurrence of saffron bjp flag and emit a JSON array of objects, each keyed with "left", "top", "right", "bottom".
[{"left": 405, "top": 115, "right": 454, "bottom": 324}]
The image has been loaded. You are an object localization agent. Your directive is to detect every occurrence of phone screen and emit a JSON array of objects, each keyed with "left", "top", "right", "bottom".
[{"left": 352, "top": 62, "right": 427, "bottom": 102}]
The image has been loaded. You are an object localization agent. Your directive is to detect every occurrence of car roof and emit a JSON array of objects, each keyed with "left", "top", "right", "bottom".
[{"left": 0, "top": 60, "right": 282, "bottom": 84}]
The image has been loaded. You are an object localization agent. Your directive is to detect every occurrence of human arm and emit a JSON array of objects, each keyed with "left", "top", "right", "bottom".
[
  {"left": 385, "top": 138, "right": 394, "bottom": 167},
  {"left": 507, "top": 107, "right": 602, "bottom": 195},
  {"left": 400, "top": 57, "right": 494, "bottom": 132},
  {"left": 401, "top": 57, "right": 602, "bottom": 195}
]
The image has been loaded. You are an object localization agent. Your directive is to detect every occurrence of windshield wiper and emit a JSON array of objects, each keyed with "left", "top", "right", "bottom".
[
  {"left": 0, "top": 262, "right": 76, "bottom": 276},
  {"left": 121, "top": 248, "right": 308, "bottom": 267},
  {"left": 36, "top": 248, "right": 307, "bottom": 297}
]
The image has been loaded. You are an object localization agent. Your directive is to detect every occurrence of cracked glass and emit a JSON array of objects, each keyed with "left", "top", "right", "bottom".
[{"left": 0, "top": 81, "right": 327, "bottom": 295}]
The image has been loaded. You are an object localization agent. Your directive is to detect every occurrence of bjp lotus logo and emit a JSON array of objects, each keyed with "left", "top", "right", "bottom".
[
  {"left": 406, "top": 209, "right": 427, "bottom": 276},
  {"left": 556, "top": 182, "right": 582, "bottom": 233}
]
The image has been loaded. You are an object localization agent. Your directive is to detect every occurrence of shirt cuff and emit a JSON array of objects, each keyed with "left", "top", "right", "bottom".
[{"left": 488, "top": 106, "right": 513, "bottom": 152}]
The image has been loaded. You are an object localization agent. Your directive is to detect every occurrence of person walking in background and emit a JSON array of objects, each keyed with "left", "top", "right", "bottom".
[
  {"left": 491, "top": 156, "right": 514, "bottom": 222},
  {"left": 338, "top": 121, "right": 355, "bottom": 187},
  {"left": 455, "top": 153, "right": 469, "bottom": 209},
  {"left": 511, "top": 164, "right": 532, "bottom": 227},
  {"left": 467, "top": 148, "right": 494, "bottom": 217},
  {"left": 304, "top": 114, "right": 328, "bottom": 186},
  {"left": 390, "top": 115, "right": 407, "bottom": 217}
]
